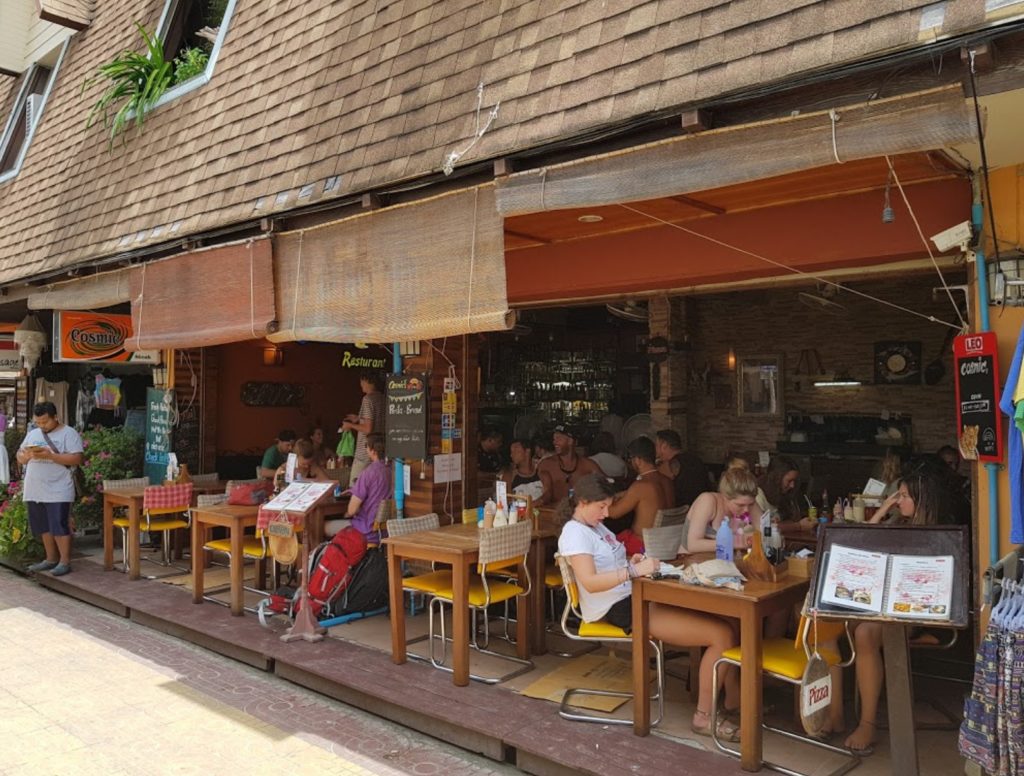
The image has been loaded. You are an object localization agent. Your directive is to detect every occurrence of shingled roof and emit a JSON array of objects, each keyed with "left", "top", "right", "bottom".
[{"left": 0, "top": 0, "right": 996, "bottom": 284}]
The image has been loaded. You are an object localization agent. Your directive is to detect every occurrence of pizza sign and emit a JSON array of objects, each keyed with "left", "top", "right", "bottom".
[{"left": 953, "top": 332, "right": 1002, "bottom": 462}]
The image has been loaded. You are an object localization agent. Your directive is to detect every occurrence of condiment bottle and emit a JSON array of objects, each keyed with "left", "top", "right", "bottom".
[
  {"left": 507, "top": 503, "right": 519, "bottom": 524},
  {"left": 493, "top": 504, "right": 508, "bottom": 527},
  {"left": 853, "top": 496, "right": 866, "bottom": 523},
  {"left": 833, "top": 498, "right": 844, "bottom": 523},
  {"left": 715, "top": 517, "right": 734, "bottom": 561},
  {"left": 483, "top": 499, "right": 496, "bottom": 529},
  {"left": 843, "top": 500, "right": 854, "bottom": 522}
]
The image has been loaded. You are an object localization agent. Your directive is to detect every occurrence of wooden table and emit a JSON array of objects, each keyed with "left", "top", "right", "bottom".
[
  {"left": 102, "top": 481, "right": 229, "bottom": 580},
  {"left": 384, "top": 522, "right": 531, "bottom": 686},
  {"left": 631, "top": 574, "right": 810, "bottom": 771},
  {"left": 190, "top": 504, "right": 261, "bottom": 616}
]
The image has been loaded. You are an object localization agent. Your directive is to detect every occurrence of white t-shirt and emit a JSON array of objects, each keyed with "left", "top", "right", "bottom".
[
  {"left": 558, "top": 519, "right": 630, "bottom": 622},
  {"left": 589, "top": 452, "right": 627, "bottom": 479},
  {"left": 20, "top": 424, "right": 84, "bottom": 503}
]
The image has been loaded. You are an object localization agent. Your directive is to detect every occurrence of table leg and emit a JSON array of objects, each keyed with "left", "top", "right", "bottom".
[
  {"left": 528, "top": 538, "right": 547, "bottom": 656},
  {"left": 388, "top": 546, "right": 407, "bottom": 664},
  {"left": 632, "top": 584, "right": 652, "bottom": 735},
  {"left": 739, "top": 606, "right": 763, "bottom": 771},
  {"left": 103, "top": 495, "right": 114, "bottom": 571},
  {"left": 452, "top": 560, "right": 470, "bottom": 686},
  {"left": 127, "top": 499, "right": 141, "bottom": 581},
  {"left": 515, "top": 560, "right": 529, "bottom": 660},
  {"left": 230, "top": 522, "right": 244, "bottom": 616},
  {"left": 883, "top": 623, "right": 919, "bottom": 775},
  {"left": 191, "top": 520, "right": 204, "bottom": 604}
]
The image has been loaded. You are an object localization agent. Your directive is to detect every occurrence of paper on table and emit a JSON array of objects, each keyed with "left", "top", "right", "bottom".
[{"left": 658, "top": 562, "right": 685, "bottom": 577}]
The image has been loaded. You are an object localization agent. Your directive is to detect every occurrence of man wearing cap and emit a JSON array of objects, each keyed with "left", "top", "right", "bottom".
[{"left": 537, "top": 425, "right": 600, "bottom": 505}]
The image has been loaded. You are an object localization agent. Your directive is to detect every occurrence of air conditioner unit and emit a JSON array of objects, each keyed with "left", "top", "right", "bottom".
[{"left": 25, "top": 93, "right": 42, "bottom": 134}]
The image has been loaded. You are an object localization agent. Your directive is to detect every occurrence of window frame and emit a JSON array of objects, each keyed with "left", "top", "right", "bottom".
[
  {"left": 150, "top": 0, "right": 239, "bottom": 110},
  {"left": 0, "top": 40, "right": 68, "bottom": 186}
]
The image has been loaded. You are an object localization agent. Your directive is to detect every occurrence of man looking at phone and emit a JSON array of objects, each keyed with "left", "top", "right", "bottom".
[{"left": 17, "top": 402, "right": 84, "bottom": 576}]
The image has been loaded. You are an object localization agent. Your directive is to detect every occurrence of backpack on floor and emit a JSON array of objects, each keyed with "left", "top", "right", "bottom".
[
  {"left": 301, "top": 527, "right": 367, "bottom": 618},
  {"left": 329, "top": 546, "right": 390, "bottom": 618}
]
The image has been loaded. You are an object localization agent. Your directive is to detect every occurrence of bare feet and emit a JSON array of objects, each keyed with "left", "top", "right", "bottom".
[{"left": 844, "top": 720, "right": 876, "bottom": 755}]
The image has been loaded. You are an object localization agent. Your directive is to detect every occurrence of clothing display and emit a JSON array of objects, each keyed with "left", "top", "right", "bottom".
[
  {"left": 959, "top": 579, "right": 1024, "bottom": 775},
  {"left": 999, "top": 324, "right": 1024, "bottom": 545},
  {"left": 95, "top": 375, "right": 124, "bottom": 415},
  {"left": 34, "top": 379, "right": 69, "bottom": 423}
]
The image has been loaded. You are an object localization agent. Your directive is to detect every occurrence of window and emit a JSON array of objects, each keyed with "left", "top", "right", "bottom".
[
  {"left": 153, "top": 0, "right": 235, "bottom": 103},
  {"left": 0, "top": 62, "right": 56, "bottom": 177}
]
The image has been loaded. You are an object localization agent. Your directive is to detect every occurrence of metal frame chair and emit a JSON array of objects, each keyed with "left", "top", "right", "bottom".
[
  {"left": 103, "top": 477, "right": 153, "bottom": 574},
  {"left": 426, "top": 520, "right": 534, "bottom": 684},
  {"left": 139, "top": 483, "right": 194, "bottom": 575},
  {"left": 554, "top": 554, "right": 664, "bottom": 727},
  {"left": 384, "top": 512, "right": 451, "bottom": 616},
  {"left": 710, "top": 616, "right": 859, "bottom": 776}
]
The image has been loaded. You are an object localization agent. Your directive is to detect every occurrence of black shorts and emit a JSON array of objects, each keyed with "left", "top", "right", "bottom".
[
  {"left": 603, "top": 597, "right": 633, "bottom": 633},
  {"left": 27, "top": 501, "right": 71, "bottom": 537}
]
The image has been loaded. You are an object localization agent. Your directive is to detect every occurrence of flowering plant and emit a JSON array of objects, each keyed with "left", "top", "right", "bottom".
[
  {"left": 72, "top": 427, "right": 144, "bottom": 530},
  {"left": 0, "top": 482, "right": 39, "bottom": 560}
]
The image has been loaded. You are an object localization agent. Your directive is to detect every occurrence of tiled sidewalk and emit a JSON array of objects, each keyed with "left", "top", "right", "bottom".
[{"left": 0, "top": 568, "right": 515, "bottom": 776}]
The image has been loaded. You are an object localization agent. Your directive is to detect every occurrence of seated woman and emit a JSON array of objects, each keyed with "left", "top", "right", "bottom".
[
  {"left": 305, "top": 425, "right": 333, "bottom": 467},
  {"left": 837, "top": 471, "right": 943, "bottom": 755},
  {"left": 605, "top": 437, "right": 673, "bottom": 543},
  {"left": 756, "top": 456, "right": 811, "bottom": 534},
  {"left": 501, "top": 438, "right": 541, "bottom": 493},
  {"left": 558, "top": 473, "right": 741, "bottom": 741},
  {"left": 273, "top": 439, "right": 332, "bottom": 484},
  {"left": 686, "top": 468, "right": 763, "bottom": 553}
]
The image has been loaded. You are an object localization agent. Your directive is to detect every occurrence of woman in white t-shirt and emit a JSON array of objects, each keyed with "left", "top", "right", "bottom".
[{"left": 557, "top": 473, "right": 741, "bottom": 742}]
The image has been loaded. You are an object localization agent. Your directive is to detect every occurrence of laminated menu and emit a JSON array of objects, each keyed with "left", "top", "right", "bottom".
[
  {"left": 816, "top": 544, "right": 954, "bottom": 620},
  {"left": 257, "top": 482, "right": 334, "bottom": 530}
]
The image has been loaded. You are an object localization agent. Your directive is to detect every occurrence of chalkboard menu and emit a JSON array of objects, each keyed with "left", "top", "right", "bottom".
[
  {"left": 953, "top": 332, "right": 1002, "bottom": 463},
  {"left": 145, "top": 387, "right": 174, "bottom": 484},
  {"left": 386, "top": 372, "right": 427, "bottom": 459}
]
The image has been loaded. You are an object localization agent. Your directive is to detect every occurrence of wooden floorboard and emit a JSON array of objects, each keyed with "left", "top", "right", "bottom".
[{"left": 33, "top": 562, "right": 744, "bottom": 776}]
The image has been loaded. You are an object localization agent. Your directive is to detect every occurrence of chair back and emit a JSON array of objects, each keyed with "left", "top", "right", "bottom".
[
  {"left": 190, "top": 472, "right": 220, "bottom": 485},
  {"left": 143, "top": 483, "right": 193, "bottom": 514},
  {"left": 642, "top": 525, "right": 683, "bottom": 561},
  {"left": 103, "top": 477, "right": 149, "bottom": 491},
  {"left": 325, "top": 466, "right": 350, "bottom": 484},
  {"left": 654, "top": 505, "right": 688, "bottom": 528},
  {"left": 555, "top": 553, "right": 584, "bottom": 619},
  {"left": 196, "top": 493, "right": 228, "bottom": 507},
  {"left": 385, "top": 512, "right": 440, "bottom": 537},
  {"left": 478, "top": 520, "right": 532, "bottom": 569}
]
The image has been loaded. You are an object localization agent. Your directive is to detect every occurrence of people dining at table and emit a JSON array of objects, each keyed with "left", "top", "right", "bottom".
[
  {"left": 536, "top": 425, "right": 600, "bottom": 505},
  {"left": 655, "top": 429, "right": 710, "bottom": 509},
  {"left": 605, "top": 437, "right": 673, "bottom": 546},
  {"left": 588, "top": 431, "right": 627, "bottom": 478},
  {"left": 686, "top": 467, "right": 763, "bottom": 553},
  {"left": 305, "top": 425, "right": 334, "bottom": 467},
  {"left": 324, "top": 432, "right": 389, "bottom": 544},
  {"left": 273, "top": 439, "right": 332, "bottom": 484},
  {"left": 756, "top": 455, "right": 804, "bottom": 530},
  {"left": 558, "top": 473, "right": 741, "bottom": 742},
  {"left": 259, "top": 429, "right": 296, "bottom": 479},
  {"left": 501, "top": 438, "right": 541, "bottom": 493}
]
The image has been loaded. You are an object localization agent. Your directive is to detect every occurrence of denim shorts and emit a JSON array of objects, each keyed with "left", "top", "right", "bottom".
[{"left": 27, "top": 501, "right": 71, "bottom": 537}]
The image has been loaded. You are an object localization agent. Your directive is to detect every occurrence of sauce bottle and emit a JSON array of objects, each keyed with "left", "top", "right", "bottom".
[{"left": 716, "top": 517, "right": 734, "bottom": 561}]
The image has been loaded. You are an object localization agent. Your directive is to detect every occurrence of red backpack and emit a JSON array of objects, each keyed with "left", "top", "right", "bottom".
[{"left": 302, "top": 527, "right": 367, "bottom": 618}]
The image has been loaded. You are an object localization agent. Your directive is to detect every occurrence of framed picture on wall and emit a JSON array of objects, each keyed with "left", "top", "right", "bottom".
[
  {"left": 738, "top": 355, "right": 782, "bottom": 417},
  {"left": 874, "top": 341, "right": 922, "bottom": 385}
]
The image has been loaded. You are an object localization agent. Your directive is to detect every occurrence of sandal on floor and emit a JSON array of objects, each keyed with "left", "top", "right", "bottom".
[
  {"left": 844, "top": 721, "right": 876, "bottom": 756},
  {"left": 691, "top": 711, "right": 740, "bottom": 743}
]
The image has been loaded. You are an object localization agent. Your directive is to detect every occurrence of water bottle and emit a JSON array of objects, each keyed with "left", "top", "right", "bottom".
[{"left": 716, "top": 517, "right": 734, "bottom": 561}]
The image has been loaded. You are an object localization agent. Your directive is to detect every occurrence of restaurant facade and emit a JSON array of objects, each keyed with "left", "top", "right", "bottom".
[{"left": 3, "top": 0, "right": 1024, "bottom": 770}]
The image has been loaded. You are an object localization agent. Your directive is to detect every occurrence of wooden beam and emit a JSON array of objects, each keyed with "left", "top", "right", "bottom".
[
  {"left": 493, "top": 158, "right": 516, "bottom": 177},
  {"left": 962, "top": 43, "right": 995, "bottom": 74},
  {"left": 361, "top": 193, "right": 384, "bottom": 210},
  {"left": 669, "top": 195, "right": 725, "bottom": 215},
  {"left": 680, "top": 108, "right": 711, "bottom": 134},
  {"left": 259, "top": 218, "right": 277, "bottom": 233}
]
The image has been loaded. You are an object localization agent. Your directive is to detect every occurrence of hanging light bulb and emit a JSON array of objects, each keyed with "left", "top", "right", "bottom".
[{"left": 881, "top": 171, "right": 895, "bottom": 224}]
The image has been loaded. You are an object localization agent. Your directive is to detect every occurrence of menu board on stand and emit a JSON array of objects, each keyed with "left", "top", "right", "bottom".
[
  {"left": 385, "top": 373, "right": 428, "bottom": 460},
  {"left": 144, "top": 387, "right": 174, "bottom": 484},
  {"left": 953, "top": 332, "right": 1002, "bottom": 462}
]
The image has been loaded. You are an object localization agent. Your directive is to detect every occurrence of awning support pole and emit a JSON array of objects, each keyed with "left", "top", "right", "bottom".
[
  {"left": 974, "top": 197, "right": 1000, "bottom": 568},
  {"left": 394, "top": 342, "right": 404, "bottom": 519}
]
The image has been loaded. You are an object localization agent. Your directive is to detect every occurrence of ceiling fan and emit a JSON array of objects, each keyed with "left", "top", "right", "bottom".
[
  {"left": 797, "top": 283, "right": 845, "bottom": 314},
  {"left": 606, "top": 300, "right": 648, "bottom": 323}
]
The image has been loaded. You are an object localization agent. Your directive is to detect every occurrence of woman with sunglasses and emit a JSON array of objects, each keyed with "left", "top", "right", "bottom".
[{"left": 840, "top": 472, "right": 942, "bottom": 755}]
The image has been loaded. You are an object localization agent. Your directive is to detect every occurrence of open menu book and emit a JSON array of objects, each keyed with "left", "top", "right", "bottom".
[
  {"left": 262, "top": 482, "right": 334, "bottom": 514},
  {"left": 816, "top": 544, "right": 954, "bottom": 620}
]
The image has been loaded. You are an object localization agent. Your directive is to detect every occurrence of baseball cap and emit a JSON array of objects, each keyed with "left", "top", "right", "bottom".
[{"left": 552, "top": 424, "right": 576, "bottom": 439}]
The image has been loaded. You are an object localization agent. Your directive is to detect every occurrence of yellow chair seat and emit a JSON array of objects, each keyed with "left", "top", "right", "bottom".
[
  {"left": 578, "top": 620, "right": 629, "bottom": 639},
  {"left": 402, "top": 570, "right": 453, "bottom": 593},
  {"left": 545, "top": 566, "right": 562, "bottom": 588},
  {"left": 722, "top": 639, "right": 841, "bottom": 681},
  {"left": 204, "top": 537, "right": 268, "bottom": 559},
  {"left": 433, "top": 579, "right": 524, "bottom": 607},
  {"left": 112, "top": 517, "right": 130, "bottom": 528},
  {"left": 145, "top": 518, "right": 189, "bottom": 531}
]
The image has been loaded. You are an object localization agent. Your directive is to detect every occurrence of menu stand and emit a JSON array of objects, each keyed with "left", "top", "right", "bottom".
[{"left": 280, "top": 507, "right": 326, "bottom": 643}]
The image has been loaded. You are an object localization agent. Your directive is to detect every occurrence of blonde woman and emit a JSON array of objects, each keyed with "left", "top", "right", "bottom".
[{"left": 686, "top": 468, "right": 763, "bottom": 553}]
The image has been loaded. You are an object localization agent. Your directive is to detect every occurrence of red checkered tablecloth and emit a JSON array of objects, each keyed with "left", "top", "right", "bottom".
[{"left": 143, "top": 483, "right": 194, "bottom": 511}]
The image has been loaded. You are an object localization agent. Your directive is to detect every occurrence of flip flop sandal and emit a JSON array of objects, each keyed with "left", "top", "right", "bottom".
[
  {"left": 846, "top": 741, "right": 874, "bottom": 757},
  {"left": 691, "top": 715, "right": 740, "bottom": 743}
]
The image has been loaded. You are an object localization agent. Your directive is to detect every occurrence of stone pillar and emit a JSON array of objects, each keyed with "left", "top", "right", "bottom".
[{"left": 648, "top": 296, "right": 689, "bottom": 446}]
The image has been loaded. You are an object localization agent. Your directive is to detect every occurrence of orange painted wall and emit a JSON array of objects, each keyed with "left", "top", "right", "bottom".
[
  {"left": 506, "top": 178, "right": 972, "bottom": 304},
  {"left": 214, "top": 340, "right": 388, "bottom": 455}
]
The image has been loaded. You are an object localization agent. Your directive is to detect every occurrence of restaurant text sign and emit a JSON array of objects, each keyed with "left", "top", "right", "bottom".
[
  {"left": 953, "top": 332, "right": 1002, "bottom": 462},
  {"left": 53, "top": 311, "right": 160, "bottom": 363},
  {"left": 386, "top": 373, "right": 427, "bottom": 460},
  {"left": 144, "top": 388, "right": 173, "bottom": 484}
]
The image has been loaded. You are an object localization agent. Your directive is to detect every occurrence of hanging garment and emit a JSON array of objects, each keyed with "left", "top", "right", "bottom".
[
  {"left": 76, "top": 378, "right": 96, "bottom": 430},
  {"left": 34, "top": 379, "right": 69, "bottom": 424},
  {"left": 999, "top": 324, "right": 1024, "bottom": 545},
  {"left": 94, "top": 375, "right": 123, "bottom": 411},
  {"left": 0, "top": 445, "right": 9, "bottom": 485}
]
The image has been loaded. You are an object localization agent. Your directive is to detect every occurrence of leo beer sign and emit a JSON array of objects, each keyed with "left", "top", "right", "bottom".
[
  {"left": 53, "top": 311, "right": 160, "bottom": 364},
  {"left": 953, "top": 332, "right": 1002, "bottom": 462}
]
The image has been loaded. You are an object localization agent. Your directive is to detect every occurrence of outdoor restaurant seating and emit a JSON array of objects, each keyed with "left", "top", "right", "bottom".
[
  {"left": 141, "top": 483, "right": 194, "bottom": 573},
  {"left": 103, "top": 477, "right": 150, "bottom": 574},
  {"left": 554, "top": 553, "right": 665, "bottom": 727},
  {"left": 427, "top": 520, "right": 534, "bottom": 684},
  {"left": 710, "top": 616, "right": 859, "bottom": 776}
]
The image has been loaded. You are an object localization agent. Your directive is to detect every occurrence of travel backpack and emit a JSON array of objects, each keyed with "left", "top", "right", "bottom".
[
  {"left": 331, "top": 547, "right": 390, "bottom": 618},
  {"left": 302, "top": 527, "right": 367, "bottom": 618}
]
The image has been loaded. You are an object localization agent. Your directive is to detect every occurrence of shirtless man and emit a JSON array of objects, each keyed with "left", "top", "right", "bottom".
[
  {"left": 537, "top": 425, "right": 600, "bottom": 505},
  {"left": 607, "top": 436, "right": 674, "bottom": 533}
]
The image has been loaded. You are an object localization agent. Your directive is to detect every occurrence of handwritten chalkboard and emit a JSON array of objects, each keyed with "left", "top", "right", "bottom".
[
  {"left": 386, "top": 372, "right": 427, "bottom": 459},
  {"left": 954, "top": 333, "right": 1002, "bottom": 462},
  {"left": 145, "top": 387, "right": 173, "bottom": 484}
]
